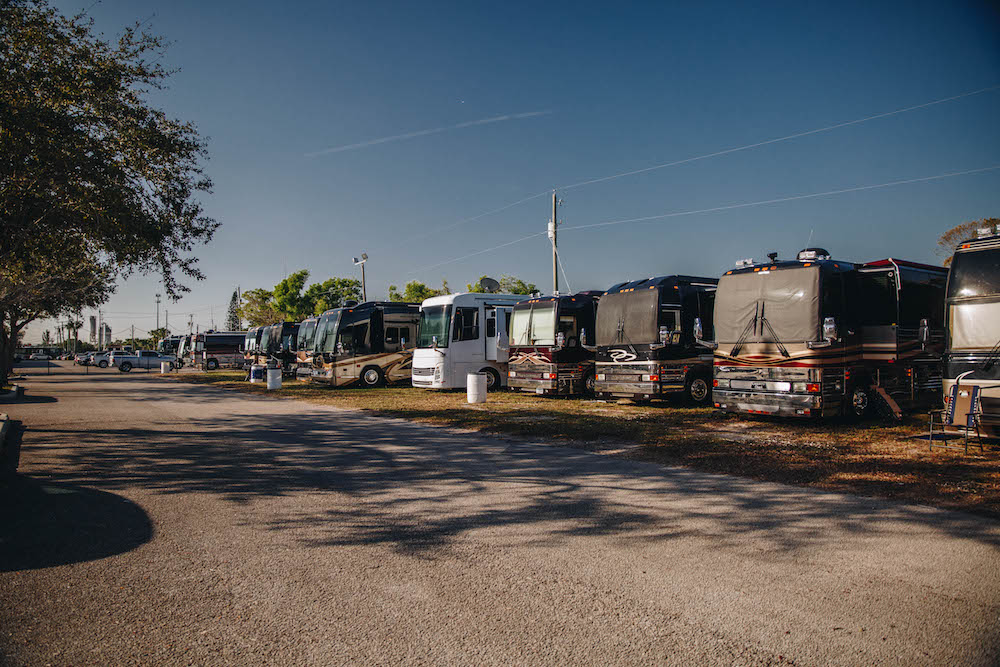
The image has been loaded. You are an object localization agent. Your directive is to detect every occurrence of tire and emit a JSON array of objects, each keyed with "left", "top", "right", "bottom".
[
  {"left": 686, "top": 375, "right": 711, "bottom": 405},
  {"left": 360, "top": 366, "right": 385, "bottom": 388},
  {"left": 119, "top": 362, "right": 132, "bottom": 373},
  {"left": 844, "top": 383, "right": 871, "bottom": 420},
  {"left": 98, "top": 360, "right": 108, "bottom": 369},
  {"left": 481, "top": 367, "right": 502, "bottom": 392},
  {"left": 583, "top": 370, "right": 596, "bottom": 397},
  {"left": 206, "top": 358, "right": 219, "bottom": 371}
]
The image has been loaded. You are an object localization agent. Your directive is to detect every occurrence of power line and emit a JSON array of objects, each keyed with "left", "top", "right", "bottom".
[
  {"left": 409, "top": 165, "right": 1000, "bottom": 274},
  {"left": 393, "top": 83, "right": 999, "bottom": 255}
]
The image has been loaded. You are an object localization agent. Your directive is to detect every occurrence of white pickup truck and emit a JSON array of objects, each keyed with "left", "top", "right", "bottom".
[{"left": 113, "top": 350, "right": 177, "bottom": 372}]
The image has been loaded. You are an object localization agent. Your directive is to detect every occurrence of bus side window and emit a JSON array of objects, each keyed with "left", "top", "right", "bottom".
[
  {"left": 453, "top": 307, "right": 479, "bottom": 341},
  {"left": 486, "top": 317, "right": 496, "bottom": 338},
  {"left": 385, "top": 327, "right": 399, "bottom": 345}
]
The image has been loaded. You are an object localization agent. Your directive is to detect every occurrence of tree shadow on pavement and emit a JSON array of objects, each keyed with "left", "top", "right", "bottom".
[
  {"left": 0, "top": 475, "right": 153, "bottom": 572},
  {"left": 19, "top": 380, "right": 1000, "bottom": 559}
]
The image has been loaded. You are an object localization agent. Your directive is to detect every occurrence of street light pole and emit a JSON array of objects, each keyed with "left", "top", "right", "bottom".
[
  {"left": 353, "top": 253, "right": 369, "bottom": 302},
  {"left": 155, "top": 293, "right": 161, "bottom": 330}
]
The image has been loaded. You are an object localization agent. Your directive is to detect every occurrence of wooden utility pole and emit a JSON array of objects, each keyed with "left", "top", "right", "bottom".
[{"left": 549, "top": 191, "right": 559, "bottom": 294}]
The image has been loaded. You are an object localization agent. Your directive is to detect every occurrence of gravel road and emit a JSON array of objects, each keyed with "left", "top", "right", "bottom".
[{"left": 2, "top": 363, "right": 999, "bottom": 665}]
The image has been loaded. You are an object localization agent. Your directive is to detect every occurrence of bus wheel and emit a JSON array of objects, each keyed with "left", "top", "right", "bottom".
[
  {"left": 847, "top": 385, "right": 870, "bottom": 419},
  {"left": 481, "top": 368, "right": 502, "bottom": 391},
  {"left": 206, "top": 358, "right": 219, "bottom": 371},
  {"left": 687, "top": 376, "right": 711, "bottom": 405},
  {"left": 361, "top": 366, "right": 385, "bottom": 388},
  {"left": 583, "top": 371, "right": 596, "bottom": 396}
]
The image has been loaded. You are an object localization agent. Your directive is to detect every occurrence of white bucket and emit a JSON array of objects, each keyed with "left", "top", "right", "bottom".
[
  {"left": 467, "top": 372, "right": 487, "bottom": 404},
  {"left": 266, "top": 367, "right": 283, "bottom": 390},
  {"left": 160, "top": 361, "right": 171, "bottom": 374},
  {"left": 249, "top": 364, "right": 265, "bottom": 383}
]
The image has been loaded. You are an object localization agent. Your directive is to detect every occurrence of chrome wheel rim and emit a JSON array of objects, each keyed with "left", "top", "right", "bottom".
[{"left": 690, "top": 378, "right": 709, "bottom": 401}]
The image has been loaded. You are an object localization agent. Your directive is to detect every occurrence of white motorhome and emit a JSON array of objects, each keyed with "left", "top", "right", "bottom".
[{"left": 412, "top": 292, "right": 531, "bottom": 390}]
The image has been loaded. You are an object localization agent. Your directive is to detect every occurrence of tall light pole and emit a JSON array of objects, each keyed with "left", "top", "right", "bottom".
[
  {"left": 155, "top": 293, "right": 162, "bottom": 330},
  {"left": 353, "top": 253, "right": 369, "bottom": 302}
]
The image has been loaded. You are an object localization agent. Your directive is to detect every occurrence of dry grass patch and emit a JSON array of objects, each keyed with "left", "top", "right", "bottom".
[{"left": 165, "top": 370, "right": 1000, "bottom": 519}]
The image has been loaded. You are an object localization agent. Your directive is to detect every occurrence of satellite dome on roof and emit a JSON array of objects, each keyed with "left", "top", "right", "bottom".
[{"left": 797, "top": 248, "right": 831, "bottom": 261}]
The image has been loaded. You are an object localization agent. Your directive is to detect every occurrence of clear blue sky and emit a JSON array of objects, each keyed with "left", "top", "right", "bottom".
[{"left": 30, "top": 0, "right": 1000, "bottom": 343}]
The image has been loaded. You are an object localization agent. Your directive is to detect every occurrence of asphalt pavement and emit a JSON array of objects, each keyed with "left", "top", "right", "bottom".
[{"left": 1, "top": 362, "right": 999, "bottom": 665}]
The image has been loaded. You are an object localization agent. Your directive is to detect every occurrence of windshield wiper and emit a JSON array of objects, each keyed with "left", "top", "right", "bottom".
[
  {"left": 982, "top": 337, "right": 1000, "bottom": 371},
  {"left": 758, "top": 303, "right": 790, "bottom": 358},
  {"left": 614, "top": 316, "right": 639, "bottom": 358},
  {"left": 730, "top": 302, "right": 759, "bottom": 358}
]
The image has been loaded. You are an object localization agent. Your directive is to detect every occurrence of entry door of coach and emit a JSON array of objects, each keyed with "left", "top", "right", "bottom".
[{"left": 485, "top": 306, "right": 500, "bottom": 361}]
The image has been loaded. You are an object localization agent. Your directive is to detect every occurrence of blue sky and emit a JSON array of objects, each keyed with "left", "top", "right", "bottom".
[{"left": 30, "top": 0, "right": 1000, "bottom": 342}]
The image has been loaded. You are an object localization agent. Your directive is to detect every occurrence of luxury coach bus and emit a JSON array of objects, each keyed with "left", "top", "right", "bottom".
[
  {"left": 311, "top": 302, "right": 419, "bottom": 387},
  {"left": 294, "top": 317, "right": 319, "bottom": 380},
  {"left": 594, "top": 276, "right": 718, "bottom": 404},
  {"left": 711, "top": 248, "right": 947, "bottom": 418},
  {"left": 507, "top": 291, "right": 603, "bottom": 396},
  {"left": 944, "top": 226, "right": 1000, "bottom": 436}
]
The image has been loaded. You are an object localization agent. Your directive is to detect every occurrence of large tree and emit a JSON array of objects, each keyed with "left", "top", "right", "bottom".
[
  {"left": 388, "top": 280, "right": 450, "bottom": 303},
  {"left": 238, "top": 288, "right": 282, "bottom": 328},
  {"left": 937, "top": 217, "right": 999, "bottom": 266},
  {"left": 466, "top": 274, "right": 538, "bottom": 295},
  {"left": 1, "top": 0, "right": 217, "bottom": 381},
  {"left": 272, "top": 271, "right": 314, "bottom": 321},
  {"left": 304, "top": 277, "right": 362, "bottom": 314},
  {"left": 225, "top": 290, "right": 241, "bottom": 331}
]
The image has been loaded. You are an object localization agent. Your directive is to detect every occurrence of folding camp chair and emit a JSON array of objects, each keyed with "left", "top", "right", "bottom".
[{"left": 929, "top": 383, "right": 983, "bottom": 453}]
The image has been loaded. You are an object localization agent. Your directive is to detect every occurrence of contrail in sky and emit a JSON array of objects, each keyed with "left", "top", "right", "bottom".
[{"left": 305, "top": 110, "right": 553, "bottom": 157}]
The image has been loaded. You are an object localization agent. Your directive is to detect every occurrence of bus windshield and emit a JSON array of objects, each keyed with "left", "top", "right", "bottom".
[
  {"left": 714, "top": 266, "right": 821, "bottom": 344},
  {"left": 948, "top": 248, "right": 1000, "bottom": 300},
  {"left": 316, "top": 311, "right": 342, "bottom": 353},
  {"left": 298, "top": 320, "right": 317, "bottom": 352},
  {"left": 510, "top": 302, "right": 557, "bottom": 346},
  {"left": 417, "top": 305, "right": 452, "bottom": 348}
]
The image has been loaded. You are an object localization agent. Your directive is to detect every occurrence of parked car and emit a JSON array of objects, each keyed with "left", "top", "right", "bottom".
[
  {"left": 113, "top": 350, "right": 177, "bottom": 372},
  {"left": 28, "top": 352, "right": 51, "bottom": 361},
  {"left": 75, "top": 352, "right": 91, "bottom": 365},
  {"left": 90, "top": 351, "right": 110, "bottom": 368}
]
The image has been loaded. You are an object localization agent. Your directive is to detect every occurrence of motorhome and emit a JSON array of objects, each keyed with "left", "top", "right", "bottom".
[
  {"left": 294, "top": 317, "right": 319, "bottom": 380},
  {"left": 156, "top": 334, "right": 184, "bottom": 357},
  {"left": 507, "top": 291, "right": 602, "bottom": 396},
  {"left": 711, "top": 248, "right": 947, "bottom": 418},
  {"left": 191, "top": 330, "right": 247, "bottom": 370},
  {"left": 311, "top": 302, "right": 419, "bottom": 387},
  {"left": 242, "top": 326, "right": 266, "bottom": 367},
  {"left": 257, "top": 322, "right": 300, "bottom": 374},
  {"left": 594, "top": 276, "right": 718, "bottom": 403},
  {"left": 174, "top": 334, "right": 193, "bottom": 368},
  {"left": 944, "top": 226, "right": 1000, "bottom": 436},
  {"left": 411, "top": 292, "right": 531, "bottom": 390}
]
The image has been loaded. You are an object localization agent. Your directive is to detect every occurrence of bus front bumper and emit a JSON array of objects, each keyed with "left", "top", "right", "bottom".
[{"left": 712, "top": 389, "right": 829, "bottom": 417}]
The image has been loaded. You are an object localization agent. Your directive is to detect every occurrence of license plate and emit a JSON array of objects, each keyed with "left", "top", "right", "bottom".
[
  {"left": 535, "top": 387, "right": 545, "bottom": 394},
  {"left": 751, "top": 382, "right": 767, "bottom": 390}
]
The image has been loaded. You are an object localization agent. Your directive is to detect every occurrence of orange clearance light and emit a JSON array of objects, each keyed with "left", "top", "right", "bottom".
[
  {"left": 713, "top": 379, "right": 719, "bottom": 387},
  {"left": 714, "top": 403, "right": 721, "bottom": 408},
  {"left": 548, "top": 373, "right": 558, "bottom": 380},
  {"left": 649, "top": 375, "right": 660, "bottom": 382},
  {"left": 806, "top": 383, "right": 821, "bottom": 393}
]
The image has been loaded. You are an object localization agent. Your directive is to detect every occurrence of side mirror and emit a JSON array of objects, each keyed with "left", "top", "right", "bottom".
[
  {"left": 555, "top": 331, "right": 565, "bottom": 349},
  {"left": 432, "top": 335, "right": 438, "bottom": 349},
  {"left": 659, "top": 326, "right": 669, "bottom": 344},
  {"left": 919, "top": 318, "right": 930, "bottom": 350},
  {"left": 823, "top": 316, "right": 838, "bottom": 342},
  {"left": 693, "top": 317, "right": 704, "bottom": 341},
  {"left": 336, "top": 341, "right": 344, "bottom": 355},
  {"left": 580, "top": 328, "right": 588, "bottom": 346}
]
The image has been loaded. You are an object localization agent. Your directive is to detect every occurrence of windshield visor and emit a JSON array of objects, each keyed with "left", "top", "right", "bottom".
[
  {"left": 948, "top": 248, "right": 1000, "bottom": 300},
  {"left": 714, "top": 267, "right": 820, "bottom": 344},
  {"left": 950, "top": 302, "right": 1000, "bottom": 350},
  {"left": 596, "top": 289, "right": 659, "bottom": 346},
  {"left": 417, "top": 305, "right": 452, "bottom": 348},
  {"left": 510, "top": 302, "right": 557, "bottom": 346}
]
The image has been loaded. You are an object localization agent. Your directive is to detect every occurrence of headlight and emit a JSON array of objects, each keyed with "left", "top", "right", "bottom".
[
  {"left": 774, "top": 381, "right": 791, "bottom": 392},
  {"left": 597, "top": 373, "right": 606, "bottom": 381},
  {"left": 714, "top": 378, "right": 729, "bottom": 388},
  {"left": 508, "top": 370, "right": 516, "bottom": 377}
]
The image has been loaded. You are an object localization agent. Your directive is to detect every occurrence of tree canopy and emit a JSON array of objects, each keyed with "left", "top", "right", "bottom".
[
  {"left": 937, "top": 217, "right": 999, "bottom": 265},
  {"left": 238, "top": 272, "right": 363, "bottom": 327},
  {"left": 388, "top": 280, "right": 451, "bottom": 303},
  {"left": 466, "top": 274, "right": 538, "bottom": 295}
]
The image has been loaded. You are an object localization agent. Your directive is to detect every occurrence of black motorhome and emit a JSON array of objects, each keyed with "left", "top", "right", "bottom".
[
  {"left": 507, "top": 291, "right": 603, "bottom": 396},
  {"left": 594, "top": 275, "right": 718, "bottom": 403},
  {"left": 311, "top": 301, "right": 420, "bottom": 388},
  {"left": 261, "top": 321, "right": 300, "bottom": 374}
]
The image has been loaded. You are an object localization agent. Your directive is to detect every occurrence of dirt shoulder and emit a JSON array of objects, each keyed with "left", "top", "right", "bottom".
[{"left": 164, "top": 371, "right": 1000, "bottom": 519}]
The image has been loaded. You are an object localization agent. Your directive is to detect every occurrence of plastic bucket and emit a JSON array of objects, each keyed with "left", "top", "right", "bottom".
[
  {"left": 467, "top": 372, "right": 487, "bottom": 404},
  {"left": 160, "top": 361, "right": 171, "bottom": 374},
  {"left": 249, "top": 364, "right": 265, "bottom": 383},
  {"left": 266, "top": 367, "right": 283, "bottom": 390}
]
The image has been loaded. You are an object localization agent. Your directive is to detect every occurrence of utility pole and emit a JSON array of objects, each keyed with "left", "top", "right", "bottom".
[
  {"left": 98, "top": 309, "right": 103, "bottom": 349},
  {"left": 188, "top": 314, "right": 194, "bottom": 335},
  {"left": 155, "top": 293, "right": 161, "bottom": 330},
  {"left": 165, "top": 310, "right": 169, "bottom": 333},
  {"left": 548, "top": 191, "right": 560, "bottom": 295},
  {"left": 131, "top": 324, "right": 135, "bottom": 350}
]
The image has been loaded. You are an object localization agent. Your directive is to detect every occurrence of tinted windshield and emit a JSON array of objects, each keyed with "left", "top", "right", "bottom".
[
  {"left": 948, "top": 248, "right": 1000, "bottom": 300},
  {"left": 714, "top": 267, "right": 821, "bottom": 344},
  {"left": 596, "top": 289, "right": 659, "bottom": 346},
  {"left": 298, "top": 320, "right": 317, "bottom": 351},
  {"left": 510, "top": 302, "right": 557, "bottom": 346},
  {"left": 316, "top": 311, "right": 342, "bottom": 353},
  {"left": 417, "top": 305, "right": 452, "bottom": 348}
]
